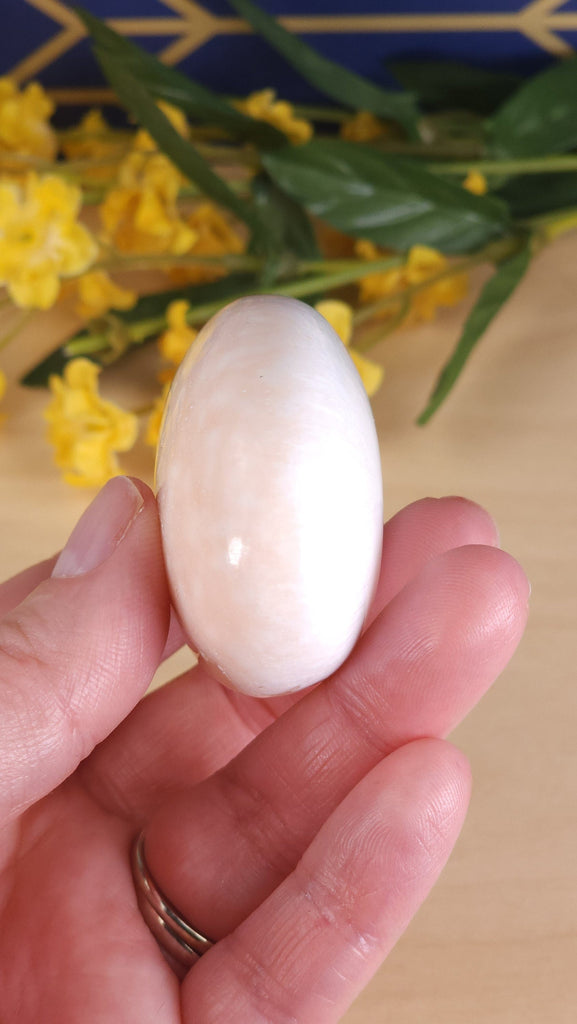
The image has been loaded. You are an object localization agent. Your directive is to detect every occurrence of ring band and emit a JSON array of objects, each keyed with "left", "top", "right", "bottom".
[{"left": 131, "top": 831, "right": 214, "bottom": 973}]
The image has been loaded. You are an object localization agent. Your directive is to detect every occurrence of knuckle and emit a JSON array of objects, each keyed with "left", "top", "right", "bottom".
[
  {"left": 293, "top": 854, "right": 381, "bottom": 962},
  {"left": 328, "top": 672, "right": 393, "bottom": 760},
  {"left": 222, "top": 934, "right": 299, "bottom": 1024},
  {"left": 215, "top": 766, "right": 301, "bottom": 880},
  {"left": 0, "top": 601, "right": 87, "bottom": 762}
]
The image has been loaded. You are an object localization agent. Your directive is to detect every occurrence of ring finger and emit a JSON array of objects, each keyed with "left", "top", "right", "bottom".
[
  {"left": 182, "top": 738, "right": 470, "bottom": 1023},
  {"left": 140, "top": 541, "right": 528, "bottom": 945}
]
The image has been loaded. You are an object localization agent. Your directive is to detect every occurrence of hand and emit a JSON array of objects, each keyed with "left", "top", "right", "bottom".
[{"left": 0, "top": 477, "right": 529, "bottom": 1023}]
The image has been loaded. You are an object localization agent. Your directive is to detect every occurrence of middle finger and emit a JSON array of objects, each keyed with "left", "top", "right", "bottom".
[
  {"left": 143, "top": 542, "right": 528, "bottom": 942},
  {"left": 82, "top": 495, "right": 500, "bottom": 814}
]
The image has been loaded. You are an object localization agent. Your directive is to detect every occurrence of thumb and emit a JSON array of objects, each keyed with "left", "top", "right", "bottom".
[{"left": 0, "top": 476, "right": 170, "bottom": 823}]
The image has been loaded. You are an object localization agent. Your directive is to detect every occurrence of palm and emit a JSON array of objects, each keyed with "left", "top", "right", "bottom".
[
  {"left": 0, "top": 778, "right": 174, "bottom": 1020},
  {"left": 0, "top": 666, "right": 287, "bottom": 1021},
  {"left": 0, "top": 488, "right": 529, "bottom": 1024}
]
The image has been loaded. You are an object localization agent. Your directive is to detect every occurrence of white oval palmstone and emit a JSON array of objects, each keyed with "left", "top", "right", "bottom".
[{"left": 157, "top": 295, "right": 383, "bottom": 698}]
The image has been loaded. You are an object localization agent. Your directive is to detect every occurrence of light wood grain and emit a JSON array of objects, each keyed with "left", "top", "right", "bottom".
[{"left": 1, "top": 235, "right": 576, "bottom": 1022}]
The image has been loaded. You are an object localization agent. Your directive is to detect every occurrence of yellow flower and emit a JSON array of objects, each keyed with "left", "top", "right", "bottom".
[
  {"left": 45, "top": 358, "right": 138, "bottom": 487},
  {"left": 146, "top": 380, "right": 171, "bottom": 448},
  {"left": 0, "top": 77, "right": 56, "bottom": 163},
  {"left": 463, "top": 170, "right": 488, "bottom": 196},
  {"left": 0, "top": 174, "right": 98, "bottom": 309},
  {"left": 340, "top": 111, "right": 388, "bottom": 142},
  {"left": 355, "top": 240, "right": 468, "bottom": 325},
  {"left": 315, "top": 298, "right": 384, "bottom": 398},
  {"left": 75, "top": 270, "right": 137, "bottom": 320},
  {"left": 101, "top": 150, "right": 197, "bottom": 255},
  {"left": 158, "top": 300, "right": 198, "bottom": 366},
  {"left": 355, "top": 239, "right": 404, "bottom": 307},
  {"left": 61, "top": 108, "right": 126, "bottom": 182},
  {"left": 170, "top": 201, "right": 245, "bottom": 285},
  {"left": 235, "top": 89, "right": 312, "bottom": 144},
  {"left": 133, "top": 100, "right": 189, "bottom": 153},
  {"left": 404, "top": 245, "right": 468, "bottom": 322},
  {"left": 315, "top": 298, "right": 353, "bottom": 346}
]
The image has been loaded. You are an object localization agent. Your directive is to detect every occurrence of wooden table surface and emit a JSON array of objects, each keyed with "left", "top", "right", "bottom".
[{"left": 1, "top": 235, "right": 576, "bottom": 1023}]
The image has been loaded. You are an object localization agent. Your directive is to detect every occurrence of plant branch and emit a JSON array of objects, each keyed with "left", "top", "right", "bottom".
[{"left": 430, "top": 154, "right": 577, "bottom": 176}]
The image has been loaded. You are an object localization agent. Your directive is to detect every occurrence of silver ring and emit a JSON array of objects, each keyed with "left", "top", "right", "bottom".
[{"left": 131, "top": 831, "right": 214, "bottom": 973}]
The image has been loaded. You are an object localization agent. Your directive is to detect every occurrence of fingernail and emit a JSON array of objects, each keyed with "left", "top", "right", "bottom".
[{"left": 52, "top": 477, "right": 144, "bottom": 579}]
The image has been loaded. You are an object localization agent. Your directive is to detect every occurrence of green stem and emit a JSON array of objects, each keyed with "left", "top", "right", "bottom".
[
  {"left": 371, "top": 139, "right": 486, "bottom": 160},
  {"left": 66, "top": 238, "right": 524, "bottom": 361},
  {"left": 95, "top": 252, "right": 262, "bottom": 274},
  {"left": 295, "top": 256, "right": 396, "bottom": 275},
  {"left": 81, "top": 178, "right": 251, "bottom": 206},
  {"left": 194, "top": 141, "right": 259, "bottom": 167},
  {"left": 292, "top": 104, "right": 348, "bottom": 123},
  {"left": 430, "top": 154, "right": 577, "bottom": 176},
  {"left": 354, "top": 294, "right": 411, "bottom": 352},
  {"left": 65, "top": 254, "right": 405, "bottom": 357},
  {"left": 522, "top": 205, "right": 577, "bottom": 241}
]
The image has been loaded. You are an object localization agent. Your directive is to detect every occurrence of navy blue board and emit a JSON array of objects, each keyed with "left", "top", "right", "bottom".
[{"left": 3, "top": 0, "right": 577, "bottom": 114}]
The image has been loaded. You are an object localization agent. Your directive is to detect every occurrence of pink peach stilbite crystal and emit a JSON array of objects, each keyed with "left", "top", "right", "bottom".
[{"left": 156, "top": 295, "right": 383, "bottom": 697}]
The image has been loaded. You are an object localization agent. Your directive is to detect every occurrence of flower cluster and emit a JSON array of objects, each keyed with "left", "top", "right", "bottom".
[
  {"left": 355, "top": 242, "right": 469, "bottom": 324},
  {"left": 146, "top": 300, "right": 199, "bottom": 447},
  {"left": 235, "top": 89, "right": 313, "bottom": 144},
  {"left": 101, "top": 154, "right": 196, "bottom": 257},
  {"left": 314, "top": 300, "right": 384, "bottom": 396},
  {"left": 44, "top": 359, "right": 138, "bottom": 487},
  {"left": 1, "top": 29, "right": 504, "bottom": 489},
  {"left": 0, "top": 174, "right": 97, "bottom": 309},
  {"left": 0, "top": 77, "right": 56, "bottom": 165}
]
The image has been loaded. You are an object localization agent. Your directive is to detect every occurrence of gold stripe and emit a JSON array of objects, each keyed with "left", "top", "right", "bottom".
[
  {"left": 8, "top": 0, "right": 575, "bottom": 87},
  {"left": 9, "top": 26, "right": 85, "bottom": 84},
  {"left": 48, "top": 87, "right": 118, "bottom": 105},
  {"left": 157, "top": 0, "right": 214, "bottom": 15},
  {"left": 524, "top": 0, "right": 565, "bottom": 14},
  {"left": 108, "top": 19, "right": 188, "bottom": 35},
  {"left": 24, "top": 0, "right": 80, "bottom": 29},
  {"left": 158, "top": 32, "right": 214, "bottom": 65}
]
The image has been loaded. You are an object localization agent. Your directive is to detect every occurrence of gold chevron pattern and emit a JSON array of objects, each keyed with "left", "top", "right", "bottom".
[{"left": 8, "top": 0, "right": 577, "bottom": 103}]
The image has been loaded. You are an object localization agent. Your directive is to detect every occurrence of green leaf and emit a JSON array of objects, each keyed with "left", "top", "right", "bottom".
[
  {"left": 497, "top": 172, "right": 577, "bottom": 218},
  {"left": 21, "top": 347, "right": 72, "bottom": 388},
  {"left": 249, "top": 173, "right": 319, "bottom": 283},
  {"left": 489, "top": 56, "right": 577, "bottom": 159},
  {"left": 88, "top": 45, "right": 265, "bottom": 240},
  {"left": 226, "top": 0, "right": 421, "bottom": 139},
  {"left": 263, "top": 140, "right": 509, "bottom": 254},
  {"left": 76, "top": 7, "right": 285, "bottom": 149},
  {"left": 21, "top": 274, "right": 257, "bottom": 387},
  {"left": 389, "top": 59, "right": 523, "bottom": 115},
  {"left": 417, "top": 242, "right": 532, "bottom": 424}
]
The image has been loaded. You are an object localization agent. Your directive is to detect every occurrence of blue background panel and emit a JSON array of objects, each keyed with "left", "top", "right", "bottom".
[
  {"left": 0, "top": 0, "right": 572, "bottom": 105},
  {"left": 200, "top": 1, "right": 529, "bottom": 14}
]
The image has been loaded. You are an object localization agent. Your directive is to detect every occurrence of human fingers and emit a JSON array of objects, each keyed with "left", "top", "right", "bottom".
[
  {"left": 83, "top": 495, "right": 500, "bottom": 818},
  {"left": 182, "top": 738, "right": 470, "bottom": 1023},
  {"left": 0, "top": 557, "right": 57, "bottom": 619},
  {"left": 141, "top": 543, "right": 528, "bottom": 940},
  {"left": 0, "top": 558, "right": 184, "bottom": 663},
  {"left": 158, "top": 496, "right": 500, "bottom": 701},
  {"left": 364, "top": 494, "right": 499, "bottom": 629},
  {"left": 0, "top": 476, "right": 170, "bottom": 823}
]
